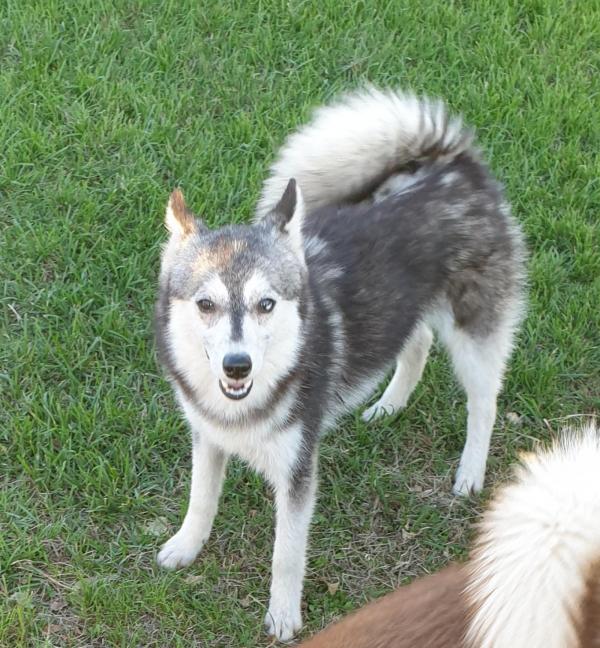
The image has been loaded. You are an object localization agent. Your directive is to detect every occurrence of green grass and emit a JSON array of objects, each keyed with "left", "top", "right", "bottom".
[{"left": 1, "top": 0, "right": 599, "bottom": 645}]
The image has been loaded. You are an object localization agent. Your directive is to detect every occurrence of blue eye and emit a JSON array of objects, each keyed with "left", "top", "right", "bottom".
[
  {"left": 197, "top": 299, "right": 215, "bottom": 313},
  {"left": 258, "top": 298, "right": 276, "bottom": 313}
]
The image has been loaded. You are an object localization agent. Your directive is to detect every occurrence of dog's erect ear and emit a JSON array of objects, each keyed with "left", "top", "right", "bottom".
[
  {"left": 267, "top": 178, "right": 305, "bottom": 259},
  {"left": 165, "top": 188, "right": 200, "bottom": 238}
]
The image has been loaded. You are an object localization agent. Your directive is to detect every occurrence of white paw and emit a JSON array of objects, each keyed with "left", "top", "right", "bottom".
[
  {"left": 362, "top": 401, "right": 399, "bottom": 422},
  {"left": 264, "top": 602, "right": 302, "bottom": 642},
  {"left": 453, "top": 464, "right": 485, "bottom": 496},
  {"left": 156, "top": 529, "right": 206, "bottom": 570}
]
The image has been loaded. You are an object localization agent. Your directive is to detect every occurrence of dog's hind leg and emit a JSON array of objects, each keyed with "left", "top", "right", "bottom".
[
  {"left": 443, "top": 323, "right": 514, "bottom": 496},
  {"left": 362, "top": 322, "right": 433, "bottom": 421},
  {"left": 157, "top": 429, "right": 228, "bottom": 569}
]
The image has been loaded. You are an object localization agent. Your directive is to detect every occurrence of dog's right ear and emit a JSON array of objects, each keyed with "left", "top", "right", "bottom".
[{"left": 165, "top": 189, "right": 202, "bottom": 239}]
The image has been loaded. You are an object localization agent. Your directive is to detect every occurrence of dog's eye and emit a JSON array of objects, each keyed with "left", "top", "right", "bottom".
[
  {"left": 197, "top": 299, "right": 215, "bottom": 313},
  {"left": 258, "top": 298, "right": 276, "bottom": 313}
]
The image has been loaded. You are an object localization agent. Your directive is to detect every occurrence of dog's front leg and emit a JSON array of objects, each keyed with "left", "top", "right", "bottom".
[
  {"left": 157, "top": 429, "right": 228, "bottom": 569},
  {"left": 265, "top": 457, "right": 318, "bottom": 641}
]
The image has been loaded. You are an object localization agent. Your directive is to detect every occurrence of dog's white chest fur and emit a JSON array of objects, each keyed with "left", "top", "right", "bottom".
[{"left": 178, "top": 391, "right": 303, "bottom": 486}]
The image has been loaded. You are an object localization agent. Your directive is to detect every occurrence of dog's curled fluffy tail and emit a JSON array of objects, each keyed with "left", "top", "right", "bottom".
[
  {"left": 466, "top": 422, "right": 600, "bottom": 648},
  {"left": 256, "top": 87, "right": 474, "bottom": 218}
]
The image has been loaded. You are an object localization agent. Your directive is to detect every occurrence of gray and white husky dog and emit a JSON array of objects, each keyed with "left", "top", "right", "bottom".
[{"left": 154, "top": 88, "right": 526, "bottom": 640}]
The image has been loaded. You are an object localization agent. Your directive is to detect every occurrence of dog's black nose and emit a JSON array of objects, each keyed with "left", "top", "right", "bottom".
[{"left": 223, "top": 353, "right": 252, "bottom": 380}]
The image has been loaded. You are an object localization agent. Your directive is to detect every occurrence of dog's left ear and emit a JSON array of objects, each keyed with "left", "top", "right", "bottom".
[
  {"left": 267, "top": 178, "right": 305, "bottom": 260},
  {"left": 165, "top": 188, "right": 204, "bottom": 239}
]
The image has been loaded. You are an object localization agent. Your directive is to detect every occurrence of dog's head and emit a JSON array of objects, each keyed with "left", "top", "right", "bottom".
[{"left": 158, "top": 180, "right": 307, "bottom": 413}]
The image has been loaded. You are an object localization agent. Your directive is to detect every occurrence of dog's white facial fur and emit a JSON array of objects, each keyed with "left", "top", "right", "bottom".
[{"left": 168, "top": 269, "right": 303, "bottom": 414}]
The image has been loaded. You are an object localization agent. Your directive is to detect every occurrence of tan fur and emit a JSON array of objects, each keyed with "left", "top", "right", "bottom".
[
  {"left": 300, "top": 565, "right": 467, "bottom": 648},
  {"left": 578, "top": 560, "right": 600, "bottom": 647},
  {"left": 191, "top": 238, "right": 248, "bottom": 274},
  {"left": 166, "top": 188, "right": 196, "bottom": 237}
]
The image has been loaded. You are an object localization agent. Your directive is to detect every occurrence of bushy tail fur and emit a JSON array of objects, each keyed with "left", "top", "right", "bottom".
[
  {"left": 466, "top": 422, "right": 600, "bottom": 648},
  {"left": 256, "top": 87, "right": 474, "bottom": 218}
]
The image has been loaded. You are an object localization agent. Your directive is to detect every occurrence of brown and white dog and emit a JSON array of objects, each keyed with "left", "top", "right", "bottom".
[{"left": 301, "top": 423, "right": 600, "bottom": 648}]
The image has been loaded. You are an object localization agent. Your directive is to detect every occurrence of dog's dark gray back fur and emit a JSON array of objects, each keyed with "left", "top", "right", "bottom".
[{"left": 283, "top": 152, "right": 524, "bottom": 492}]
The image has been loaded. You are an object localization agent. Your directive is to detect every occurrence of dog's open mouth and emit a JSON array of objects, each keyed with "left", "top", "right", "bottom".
[{"left": 219, "top": 379, "right": 253, "bottom": 400}]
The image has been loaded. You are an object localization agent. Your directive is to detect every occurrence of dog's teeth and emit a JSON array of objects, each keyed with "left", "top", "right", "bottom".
[{"left": 219, "top": 379, "right": 252, "bottom": 399}]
